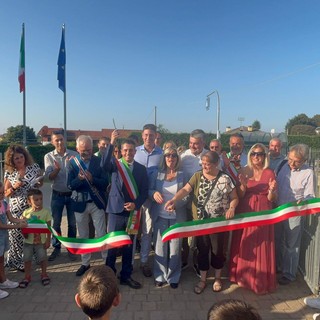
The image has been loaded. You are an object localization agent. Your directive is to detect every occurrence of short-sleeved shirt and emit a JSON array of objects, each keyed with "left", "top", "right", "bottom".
[
  {"left": 180, "top": 148, "right": 208, "bottom": 181},
  {"left": 44, "top": 148, "right": 78, "bottom": 193},
  {"left": 189, "top": 171, "right": 235, "bottom": 219},
  {"left": 188, "top": 171, "right": 235, "bottom": 220},
  {"left": 22, "top": 208, "right": 52, "bottom": 245}
]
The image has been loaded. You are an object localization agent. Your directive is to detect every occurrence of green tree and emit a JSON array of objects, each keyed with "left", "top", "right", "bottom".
[
  {"left": 252, "top": 120, "right": 261, "bottom": 130},
  {"left": 3, "top": 125, "right": 38, "bottom": 144},
  {"left": 285, "top": 113, "right": 316, "bottom": 134},
  {"left": 157, "top": 124, "right": 170, "bottom": 133},
  {"left": 312, "top": 114, "right": 320, "bottom": 127},
  {"left": 290, "top": 124, "right": 317, "bottom": 136}
]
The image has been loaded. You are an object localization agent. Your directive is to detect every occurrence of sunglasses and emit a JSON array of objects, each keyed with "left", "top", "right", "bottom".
[
  {"left": 250, "top": 152, "right": 265, "bottom": 157},
  {"left": 165, "top": 154, "right": 178, "bottom": 158}
]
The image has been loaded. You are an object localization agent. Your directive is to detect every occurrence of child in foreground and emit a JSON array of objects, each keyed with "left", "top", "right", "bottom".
[
  {"left": 19, "top": 188, "right": 52, "bottom": 288},
  {"left": 75, "top": 265, "right": 121, "bottom": 320},
  {"left": 207, "top": 299, "right": 262, "bottom": 320},
  {"left": 0, "top": 182, "right": 28, "bottom": 299}
]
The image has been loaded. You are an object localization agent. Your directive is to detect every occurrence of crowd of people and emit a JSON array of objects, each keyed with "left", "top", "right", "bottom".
[{"left": 0, "top": 124, "right": 318, "bottom": 318}]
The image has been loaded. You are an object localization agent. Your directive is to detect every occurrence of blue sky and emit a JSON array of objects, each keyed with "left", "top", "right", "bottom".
[{"left": 1, "top": 1, "right": 320, "bottom": 136}]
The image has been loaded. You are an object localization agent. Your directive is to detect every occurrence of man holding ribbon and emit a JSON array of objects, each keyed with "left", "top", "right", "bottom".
[
  {"left": 68, "top": 135, "right": 109, "bottom": 277},
  {"left": 101, "top": 135, "right": 148, "bottom": 289},
  {"left": 276, "top": 143, "right": 316, "bottom": 285}
]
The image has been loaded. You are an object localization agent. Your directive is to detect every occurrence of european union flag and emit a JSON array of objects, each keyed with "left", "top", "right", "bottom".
[{"left": 57, "top": 27, "right": 66, "bottom": 92}]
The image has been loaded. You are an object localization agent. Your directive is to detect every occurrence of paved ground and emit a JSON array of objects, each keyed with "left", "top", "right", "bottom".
[{"left": 0, "top": 183, "right": 319, "bottom": 320}]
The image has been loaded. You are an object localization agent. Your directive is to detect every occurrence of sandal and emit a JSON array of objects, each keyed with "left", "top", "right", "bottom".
[
  {"left": 41, "top": 275, "right": 50, "bottom": 286},
  {"left": 19, "top": 278, "right": 30, "bottom": 289},
  {"left": 212, "top": 278, "right": 222, "bottom": 292},
  {"left": 194, "top": 280, "right": 206, "bottom": 294}
]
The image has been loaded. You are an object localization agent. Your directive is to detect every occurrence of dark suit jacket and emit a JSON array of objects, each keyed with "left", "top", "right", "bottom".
[
  {"left": 101, "top": 144, "right": 149, "bottom": 215},
  {"left": 68, "top": 155, "right": 108, "bottom": 210}
]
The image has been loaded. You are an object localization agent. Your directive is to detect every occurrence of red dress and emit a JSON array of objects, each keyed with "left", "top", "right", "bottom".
[{"left": 229, "top": 168, "right": 276, "bottom": 294}]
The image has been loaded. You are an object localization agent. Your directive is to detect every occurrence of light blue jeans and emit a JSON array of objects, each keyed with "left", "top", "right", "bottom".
[{"left": 153, "top": 216, "right": 181, "bottom": 284}]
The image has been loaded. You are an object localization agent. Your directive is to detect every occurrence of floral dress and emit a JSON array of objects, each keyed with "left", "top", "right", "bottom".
[{"left": 4, "top": 163, "right": 41, "bottom": 269}]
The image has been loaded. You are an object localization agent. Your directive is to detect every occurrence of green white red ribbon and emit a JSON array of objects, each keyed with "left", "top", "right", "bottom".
[
  {"left": 22, "top": 219, "right": 132, "bottom": 255},
  {"left": 162, "top": 198, "right": 320, "bottom": 243},
  {"left": 115, "top": 158, "right": 141, "bottom": 235}
]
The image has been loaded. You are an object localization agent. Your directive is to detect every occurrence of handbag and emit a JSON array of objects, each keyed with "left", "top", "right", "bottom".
[
  {"left": 71, "top": 191, "right": 88, "bottom": 213},
  {"left": 201, "top": 170, "right": 223, "bottom": 219}
]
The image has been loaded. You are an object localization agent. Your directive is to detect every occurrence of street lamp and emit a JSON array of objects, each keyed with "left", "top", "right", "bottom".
[{"left": 206, "top": 90, "right": 220, "bottom": 139}]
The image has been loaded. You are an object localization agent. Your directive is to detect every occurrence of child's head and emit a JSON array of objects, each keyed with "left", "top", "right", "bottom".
[
  {"left": 207, "top": 299, "right": 262, "bottom": 320},
  {"left": 0, "top": 182, "right": 4, "bottom": 201},
  {"left": 75, "top": 265, "right": 120, "bottom": 319},
  {"left": 27, "top": 189, "right": 43, "bottom": 211}
]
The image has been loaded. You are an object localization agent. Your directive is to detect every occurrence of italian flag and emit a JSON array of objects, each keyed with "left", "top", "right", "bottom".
[{"left": 18, "top": 25, "right": 25, "bottom": 93}]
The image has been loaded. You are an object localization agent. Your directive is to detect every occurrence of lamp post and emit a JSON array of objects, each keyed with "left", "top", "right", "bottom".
[{"left": 206, "top": 90, "right": 220, "bottom": 139}]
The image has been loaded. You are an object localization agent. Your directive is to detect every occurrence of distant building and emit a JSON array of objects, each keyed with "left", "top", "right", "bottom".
[
  {"left": 224, "top": 126, "right": 287, "bottom": 154},
  {"left": 37, "top": 126, "right": 141, "bottom": 145}
]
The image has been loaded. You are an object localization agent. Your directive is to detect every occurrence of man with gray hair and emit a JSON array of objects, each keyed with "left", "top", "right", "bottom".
[
  {"left": 180, "top": 129, "right": 208, "bottom": 271},
  {"left": 276, "top": 143, "right": 316, "bottom": 285},
  {"left": 268, "top": 137, "right": 285, "bottom": 171},
  {"left": 68, "top": 135, "right": 109, "bottom": 276}
]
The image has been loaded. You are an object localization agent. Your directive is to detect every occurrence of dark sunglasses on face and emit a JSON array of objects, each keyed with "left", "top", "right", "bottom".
[
  {"left": 250, "top": 152, "right": 265, "bottom": 157},
  {"left": 165, "top": 154, "right": 178, "bottom": 158}
]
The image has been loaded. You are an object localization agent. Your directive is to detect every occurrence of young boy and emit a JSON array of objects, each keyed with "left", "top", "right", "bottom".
[
  {"left": 0, "top": 182, "right": 28, "bottom": 299},
  {"left": 207, "top": 299, "right": 262, "bottom": 320},
  {"left": 75, "top": 265, "right": 121, "bottom": 320},
  {"left": 19, "top": 189, "right": 52, "bottom": 288}
]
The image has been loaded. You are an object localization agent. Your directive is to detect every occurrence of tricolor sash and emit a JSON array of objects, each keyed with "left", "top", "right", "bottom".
[
  {"left": 224, "top": 152, "right": 240, "bottom": 183},
  {"left": 115, "top": 158, "right": 141, "bottom": 235},
  {"left": 162, "top": 198, "right": 320, "bottom": 242},
  {"left": 70, "top": 155, "right": 106, "bottom": 209},
  {"left": 22, "top": 219, "right": 132, "bottom": 254}
]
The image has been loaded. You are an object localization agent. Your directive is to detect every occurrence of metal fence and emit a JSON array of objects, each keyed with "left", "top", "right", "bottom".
[{"left": 299, "top": 148, "right": 320, "bottom": 294}]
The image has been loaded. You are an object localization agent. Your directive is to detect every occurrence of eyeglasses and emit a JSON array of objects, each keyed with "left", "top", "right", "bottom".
[
  {"left": 165, "top": 154, "right": 178, "bottom": 158},
  {"left": 250, "top": 152, "right": 265, "bottom": 157}
]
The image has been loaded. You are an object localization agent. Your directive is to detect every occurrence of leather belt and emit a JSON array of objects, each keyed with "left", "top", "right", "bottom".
[{"left": 52, "top": 190, "right": 72, "bottom": 197}]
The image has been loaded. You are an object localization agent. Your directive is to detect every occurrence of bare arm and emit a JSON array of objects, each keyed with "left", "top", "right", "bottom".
[{"left": 225, "top": 188, "right": 239, "bottom": 219}]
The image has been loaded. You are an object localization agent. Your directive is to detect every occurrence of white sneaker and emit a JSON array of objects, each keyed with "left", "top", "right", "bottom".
[
  {"left": 0, "top": 279, "right": 19, "bottom": 289},
  {"left": 313, "top": 313, "right": 320, "bottom": 320},
  {"left": 0, "top": 289, "right": 9, "bottom": 299}
]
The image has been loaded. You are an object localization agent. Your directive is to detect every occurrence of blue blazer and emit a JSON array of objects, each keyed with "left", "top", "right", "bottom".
[
  {"left": 149, "top": 170, "right": 187, "bottom": 223},
  {"left": 68, "top": 155, "right": 108, "bottom": 210},
  {"left": 101, "top": 144, "right": 149, "bottom": 215}
]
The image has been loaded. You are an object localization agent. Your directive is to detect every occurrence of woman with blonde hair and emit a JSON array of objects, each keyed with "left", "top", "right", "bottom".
[
  {"left": 229, "top": 143, "right": 277, "bottom": 294},
  {"left": 4, "top": 145, "right": 42, "bottom": 271},
  {"left": 149, "top": 147, "right": 187, "bottom": 288}
]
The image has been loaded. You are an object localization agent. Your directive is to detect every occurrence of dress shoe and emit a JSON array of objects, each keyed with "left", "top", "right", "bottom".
[
  {"left": 48, "top": 248, "right": 60, "bottom": 261},
  {"left": 120, "top": 277, "right": 142, "bottom": 289},
  {"left": 278, "top": 276, "right": 291, "bottom": 285},
  {"left": 76, "top": 265, "right": 90, "bottom": 276},
  {"left": 155, "top": 281, "right": 165, "bottom": 288},
  {"left": 140, "top": 264, "right": 152, "bottom": 277},
  {"left": 170, "top": 283, "right": 179, "bottom": 289}
]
